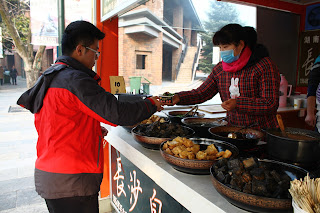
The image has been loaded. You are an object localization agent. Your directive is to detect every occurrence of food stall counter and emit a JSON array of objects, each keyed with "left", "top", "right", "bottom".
[
  {"left": 103, "top": 105, "right": 311, "bottom": 213},
  {"left": 104, "top": 122, "right": 248, "bottom": 213}
]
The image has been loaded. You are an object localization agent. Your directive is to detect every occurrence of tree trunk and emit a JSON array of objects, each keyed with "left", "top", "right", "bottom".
[
  {"left": 30, "top": 45, "right": 46, "bottom": 87},
  {"left": 24, "top": 66, "right": 34, "bottom": 89},
  {"left": 0, "top": 0, "right": 46, "bottom": 89}
]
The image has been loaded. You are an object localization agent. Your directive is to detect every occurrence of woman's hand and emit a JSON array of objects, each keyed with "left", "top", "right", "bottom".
[
  {"left": 221, "top": 99, "right": 237, "bottom": 111},
  {"left": 162, "top": 94, "right": 180, "bottom": 106}
]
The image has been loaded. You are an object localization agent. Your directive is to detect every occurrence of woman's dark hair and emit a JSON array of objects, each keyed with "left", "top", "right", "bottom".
[
  {"left": 62, "top": 20, "right": 105, "bottom": 56},
  {"left": 212, "top": 24, "right": 257, "bottom": 50}
]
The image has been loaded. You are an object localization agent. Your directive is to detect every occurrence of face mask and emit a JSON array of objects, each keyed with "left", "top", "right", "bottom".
[{"left": 220, "top": 49, "right": 240, "bottom": 63}]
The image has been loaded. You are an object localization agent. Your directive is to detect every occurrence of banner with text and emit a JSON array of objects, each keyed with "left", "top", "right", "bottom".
[
  {"left": 110, "top": 145, "right": 190, "bottom": 213},
  {"left": 30, "top": 0, "right": 92, "bottom": 46},
  {"left": 30, "top": 0, "right": 58, "bottom": 46}
]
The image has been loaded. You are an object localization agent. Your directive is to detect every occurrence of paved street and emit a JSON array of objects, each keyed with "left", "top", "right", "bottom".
[{"left": 0, "top": 77, "right": 48, "bottom": 213}]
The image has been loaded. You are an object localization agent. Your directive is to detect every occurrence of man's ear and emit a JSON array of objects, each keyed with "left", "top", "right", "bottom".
[{"left": 75, "top": 45, "right": 84, "bottom": 56}]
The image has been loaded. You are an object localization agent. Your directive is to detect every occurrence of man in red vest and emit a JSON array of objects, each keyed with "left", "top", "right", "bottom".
[{"left": 17, "top": 20, "right": 162, "bottom": 213}]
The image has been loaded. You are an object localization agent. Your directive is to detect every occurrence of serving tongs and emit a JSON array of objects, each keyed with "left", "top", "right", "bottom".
[
  {"left": 162, "top": 111, "right": 170, "bottom": 118},
  {"left": 200, "top": 115, "right": 229, "bottom": 127},
  {"left": 183, "top": 105, "right": 198, "bottom": 118}
]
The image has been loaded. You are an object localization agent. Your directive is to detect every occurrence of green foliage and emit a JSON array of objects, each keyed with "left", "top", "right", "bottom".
[
  {"left": 205, "top": 1, "right": 244, "bottom": 33},
  {"left": 0, "top": 0, "right": 30, "bottom": 52},
  {"left": 15, "top": 14, "right": 30, "bottom": 44},
  {"left": 198, "top": 1, "right": 244, "bottom": 74}
]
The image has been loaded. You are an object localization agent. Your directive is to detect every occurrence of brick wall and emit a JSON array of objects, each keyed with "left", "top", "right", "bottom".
[
  {"left": 184, "top": 20, "right": 192, "bottom": 46},
  {"left": 118, "top": 0, "right": 200, "bottom": 86},
  {"left": 145, "top": 0, "right": 163, "bottom": 19},
  {"left": 119, "top": 31, "right": 163, "bottom": 86},
  {"left": 119, "top": 0, "right": 165, "bottom": 86},
  {"left": 41, "top": 49, "right": 54, "bottom": 71},
  {"left": 171, "top": 4, "right": 183, "bottom": 80},
  {"left": 191, "top": 31, "right": 197, "bottom": 46}
]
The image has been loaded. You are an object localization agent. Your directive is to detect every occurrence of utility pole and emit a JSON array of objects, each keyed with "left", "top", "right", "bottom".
[{"left": 57, "top": 0, "right": 65, "bottom": 57}]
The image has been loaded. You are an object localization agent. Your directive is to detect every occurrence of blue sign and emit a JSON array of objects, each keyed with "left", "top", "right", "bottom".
[{"left": 305, "top": 4, "right": 320, "bottom": 31}]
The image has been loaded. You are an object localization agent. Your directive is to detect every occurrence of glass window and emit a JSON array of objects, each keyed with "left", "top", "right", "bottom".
[{"left": 136, "top": 55, "right": 146, "bottom": 69}]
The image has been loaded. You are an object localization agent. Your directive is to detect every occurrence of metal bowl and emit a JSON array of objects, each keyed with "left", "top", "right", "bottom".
[
  {"left": 181, "top": 117, "right": 227, "bottom": 138},
  {"left": 160, "top": 138, "right": 239, "bottom": 175},
  {"left": 131, "top": 124, "right": 194, "bottom": 149},
  {"left": 210, "top": 159, "right": 309, "bottom": 213},
  {"left": 121, "top": 116, "right": 169, "bottom": 132},
  {"left": 208, "top": 126, "right": 264, "bottom": 151},
  {"left": 265, "top": 127, "right": 320, "bottom": 165},
  {"left": 168, "top": 110, "right": 205, "bottom": 124}
]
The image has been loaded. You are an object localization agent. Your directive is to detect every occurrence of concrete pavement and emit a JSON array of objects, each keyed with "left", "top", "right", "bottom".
[
  {"left": 0, "top": 77, "right": 47, "bottom": 213},
  {"left": 0, "top": 74, "right": 209, "bottom": 213}
]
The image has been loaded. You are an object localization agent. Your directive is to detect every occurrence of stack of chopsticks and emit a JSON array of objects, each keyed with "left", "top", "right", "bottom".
[{"left": 289, "top": 174, "right": 320, "bottom": 213}]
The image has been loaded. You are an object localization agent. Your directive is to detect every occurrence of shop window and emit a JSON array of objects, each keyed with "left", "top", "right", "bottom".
[{"left": 136, "top": 54, "right": 146, "bottom": 69}]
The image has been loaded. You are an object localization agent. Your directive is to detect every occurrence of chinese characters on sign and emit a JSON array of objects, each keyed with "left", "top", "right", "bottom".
[
  {"left": 298, "top": 30, "right": 320, "bottom": 86},
  {"left": 114, "top": 157, "right": 126, "bottom": 197},
  {"left": 150, "top": 189, "right": 163, "bottom": 213},
  {"left": 110, "top": 146, "right": 190, "bottom": 213},
  {"left": 113, "top": 155, "right": 161, "bottom": 212},
  {"left": 128, "top": 170, "right": 142, "bottom": 211}
]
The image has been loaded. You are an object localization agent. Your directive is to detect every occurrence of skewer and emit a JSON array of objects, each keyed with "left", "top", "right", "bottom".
[{"left": 289, "top": 174, "right": 320, "bottom": 213}]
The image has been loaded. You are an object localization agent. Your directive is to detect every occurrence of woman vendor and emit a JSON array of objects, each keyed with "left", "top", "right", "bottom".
[{"left": 166, "top": 24, "right": 280, "bottom": 130}]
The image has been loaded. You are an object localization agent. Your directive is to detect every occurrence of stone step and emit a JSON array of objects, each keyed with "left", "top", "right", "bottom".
[{"left": 176, "top": 47, "right": 198, "bottom": 83}]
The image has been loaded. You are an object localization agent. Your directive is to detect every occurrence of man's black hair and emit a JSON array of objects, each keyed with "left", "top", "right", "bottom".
[{"left": 61, "top": 20, "right": 105, "bottom": 56}]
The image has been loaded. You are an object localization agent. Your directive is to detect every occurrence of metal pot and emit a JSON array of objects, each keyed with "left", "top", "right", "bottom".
[
  {"left": 181, "top": 117, "right": 227, "bottom": 138},
  {"left": 167, "top": 110, "right": 205, "bottom": 124},
  {"left": 265, "top": 127, "right": 320, "bottom": 164},
  {"left": 208, "top": 126, "right": 264, "bottom": 151}
]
